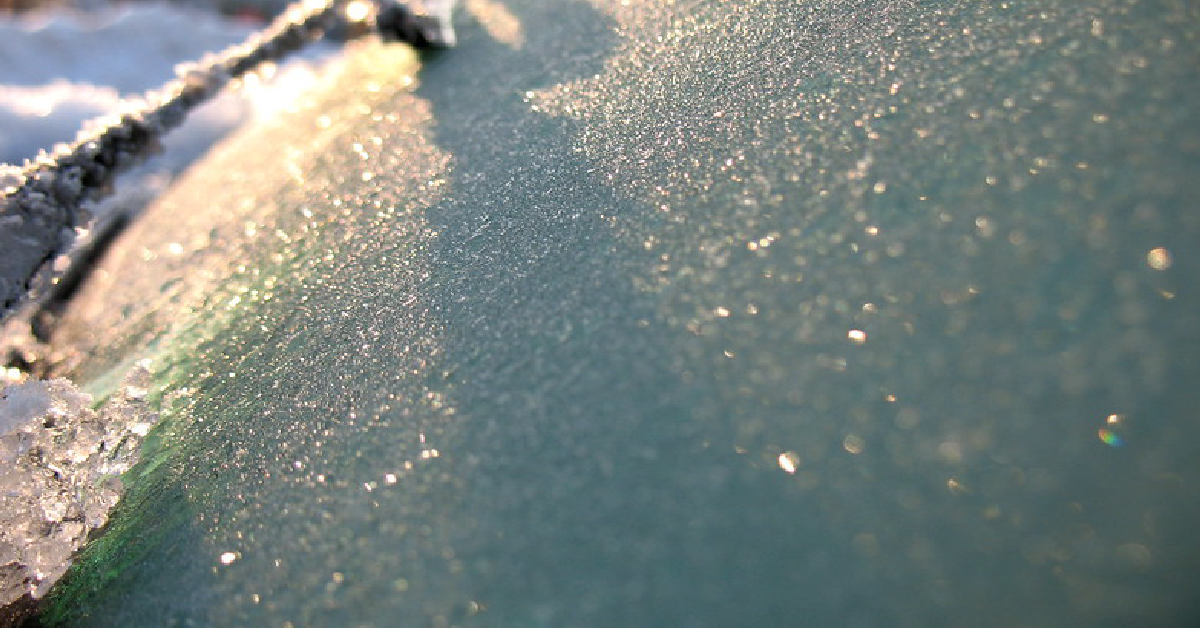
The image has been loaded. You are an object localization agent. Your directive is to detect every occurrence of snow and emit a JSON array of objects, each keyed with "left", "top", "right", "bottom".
[
  {"left": 0, "top": 2, "right": 342, "bottom": 181},
  {"left": 0, "top": 4, "right": 256, "bottom": 167}
]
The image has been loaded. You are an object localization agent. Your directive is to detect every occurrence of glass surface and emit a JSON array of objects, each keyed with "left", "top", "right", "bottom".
[{"left": 43, "top": 0, "right": 1200, "bottom": 625}]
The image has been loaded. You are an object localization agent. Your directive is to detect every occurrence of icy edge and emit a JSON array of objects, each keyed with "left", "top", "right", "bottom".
[{"left": 0, "top": 362, "right": 162, "bottom": 608}]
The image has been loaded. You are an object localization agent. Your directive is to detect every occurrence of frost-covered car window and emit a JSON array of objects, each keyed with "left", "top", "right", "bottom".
[{"left": 6, "top": 0, "right": 1200, "bottom": 626}]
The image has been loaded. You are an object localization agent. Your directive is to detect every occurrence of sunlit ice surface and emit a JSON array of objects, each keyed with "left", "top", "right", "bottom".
[{"left": 38, "top": 0, "right": 1200, "bottom": 625}]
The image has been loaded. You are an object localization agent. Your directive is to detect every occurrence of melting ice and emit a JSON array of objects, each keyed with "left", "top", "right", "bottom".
[{"left": 0, "top": 364, "right": 159, "bottom": 606}]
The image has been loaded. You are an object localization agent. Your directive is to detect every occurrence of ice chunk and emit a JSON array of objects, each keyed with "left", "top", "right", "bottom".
[
  {"left": 0, "top": 365, "right": 160, "bottom": 608},
  {"left": 0, "top": 380, "right": 51, "bottom": 435}
]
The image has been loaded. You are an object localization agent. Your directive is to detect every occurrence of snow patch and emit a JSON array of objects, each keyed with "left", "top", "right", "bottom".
[{"left": 0, "top": 4, "right": 256, "bottom": 166}]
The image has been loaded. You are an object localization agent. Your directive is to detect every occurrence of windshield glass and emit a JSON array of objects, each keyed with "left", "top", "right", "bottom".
[{"left": 38, "top": 0, "right": 1200, "bottom": 625}]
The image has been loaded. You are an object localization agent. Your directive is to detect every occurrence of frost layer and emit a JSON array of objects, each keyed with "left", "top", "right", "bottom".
[{"left": 0, "top": 364, "right": 158, "bottom": 606}]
